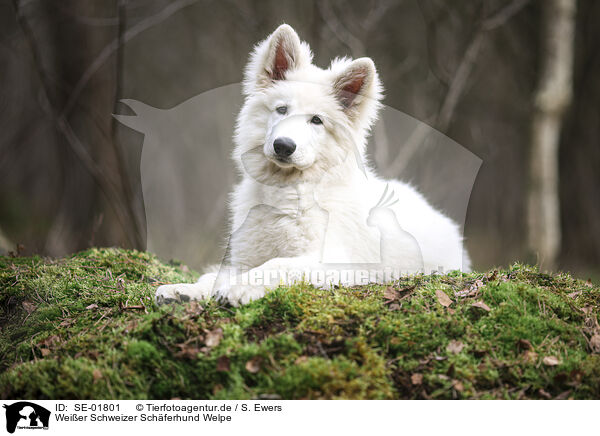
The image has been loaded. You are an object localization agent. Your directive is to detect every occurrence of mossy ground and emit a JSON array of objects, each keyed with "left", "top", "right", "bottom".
[{"left": 1, "top": 248, "right": 598, "bottom": 399}]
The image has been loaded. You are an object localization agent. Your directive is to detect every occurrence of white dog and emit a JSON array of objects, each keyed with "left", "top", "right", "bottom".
[{"left": 156, "top": 24, "right": 470, "bottom": 306}]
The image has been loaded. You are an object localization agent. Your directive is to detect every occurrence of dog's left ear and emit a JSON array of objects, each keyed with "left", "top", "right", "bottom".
[
  {"left": 332, "top": 58, "right": 382, "bottom": 121},
  {"left": 244, "top": 24, "right": 312, "bottom": 94}
]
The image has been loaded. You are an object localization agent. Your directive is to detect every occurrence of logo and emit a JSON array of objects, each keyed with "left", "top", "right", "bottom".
[{"left": 3, "top": 402, "right": 50, "bottom": 434}]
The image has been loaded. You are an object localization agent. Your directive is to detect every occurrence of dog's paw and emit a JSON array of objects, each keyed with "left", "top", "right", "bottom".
[
  {"left": 216, "top": 284, "right": 267, "bottom": 307},
  {"left": 155, "top": 273, "right": 217, "bottom": 304},
  {"left": 155, "top": 284, "right": 202, "bottom": 304}
]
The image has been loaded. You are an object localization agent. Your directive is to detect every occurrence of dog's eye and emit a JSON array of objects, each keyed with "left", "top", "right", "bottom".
[
  {"left": 276, "top": 106, "right": 287, "bottom": 115},
  {"left": 310, "top": 115, "right": 323, "bottom": 125}
]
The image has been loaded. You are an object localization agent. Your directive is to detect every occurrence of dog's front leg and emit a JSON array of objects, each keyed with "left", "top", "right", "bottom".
[{"left": 215, "top": 256, "right": 320, "bottom": 306}]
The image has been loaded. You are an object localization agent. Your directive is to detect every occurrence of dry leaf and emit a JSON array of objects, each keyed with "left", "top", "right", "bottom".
[
  {"left": 384, "top": 286, "right": 397, "bottom": 300},
  {"left": 435, "top": 290, "right": 453, "bottom": 307},
  {"left": 517, "top": 339, "right": 533, "bottom": 351},
  {"left": 455, "top": 279, "right": 484, "bottom": 298},
  {"left": 452, "top": 380, "right": 464, "bottom": 392},
  {"left": 216, "top": 356, "right": 230, "bottom": 372},
  {"left": 179, "top": 346, "right": 201, "bottom": 359},
  {"left": 40, "top": 335, "right": 58, "bottom": 346},
  {"left": 185, "top": 301, "right": 203, "bottom": 316},
  {"left": 411, "top": 373, "right": 423, "bottom": 385},
  {"left": 585, "top": 278, "right": 593, "bottom": 288},
  {"left": 295, "top": 356, "right": 309, "bottom": 365},
  {"left": 446, "top": 340, "right": 464, "bottom": 354},
  {"left": 471, "top": 300, "right": 491, "bottom": 312},
  {"left": 543, "top": 356, "right": 561, "bottom": 366},
  {"left": 22, "top": 300, "right": 36, "bottom": 314},
  {"left": 567, "top": 291, "right": 582, "bottom": 299},
  {"left": 538, "top": 388, "right": 552, "bottom": 399},
  {"left": 175, "top": 342, "right": 201, "bottom": 360},
  {"left": 589, "top": 334, "right": 600, "bottom": 353},
  {"left": 92, "top": 369, "right": 102, "bottom": 382},
  {"left": 384, "top": 285, "right": 415, "bottom": 303},
  {"left": 581, "top": 306, "right": 593, "bottom": 315},
  {"left": 40, "top": 348, "right": 50, "bottom": 357},
  {"left": 245, "top": 356, "right": 262, "bottom": 373},
  {"left": 523, "top": 350, "right": 538, "bottom": 363},
  {"left": 555, "top": 390, "right": 572, "bottom": 400},
  {"left": 205, "top": 327, "right": 223, "bottom": 348},
  {"left": 86, "top": 303, "right": 98, "bottom": 310}
]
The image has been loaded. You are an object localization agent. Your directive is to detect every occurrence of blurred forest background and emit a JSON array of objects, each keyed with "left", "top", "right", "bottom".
[{"left": 1, "top": 0, "right": 599, "bottom": 277}]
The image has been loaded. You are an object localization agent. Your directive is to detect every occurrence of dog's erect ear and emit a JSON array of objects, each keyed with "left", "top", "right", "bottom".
[
  {"left": 332, "top": 58, "right": 381, "bottom": 114},
  {"left": 244, "top": 24, "right": 311, "bottom": 94},
  {"left": 264, "top": 25, "right": 303, "bottom": 81}
]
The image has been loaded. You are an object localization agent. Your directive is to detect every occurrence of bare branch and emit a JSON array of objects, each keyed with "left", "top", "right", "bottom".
[
  {"left": 11, "top": 0, "right": 139, "bottom": 248},
  {"left": 61, "top": 0, "right": 200, "bottom": 118},
  {"left": 482, "top": 0, "right": 530, "bottom": 31},
  {"left": 436, "top": 32, "right": 485, "bottom": 132},
  {"left": 317, "top": 1, "right": 365, "bottom": 57},
  {"left": 362, "top": 0, "right": 396, "bottom": 32},
  {"left": 386, "top": 0, "right": 531, "bottom": 177}
]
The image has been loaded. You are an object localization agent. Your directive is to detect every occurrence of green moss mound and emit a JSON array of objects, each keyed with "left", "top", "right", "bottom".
[{"left": 1, "top": 248, "right": 598, "bottom": 399}]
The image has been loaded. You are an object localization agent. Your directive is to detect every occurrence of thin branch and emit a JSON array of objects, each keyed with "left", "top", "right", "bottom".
[
  {"left": 318, "top": 1, "right": 400, "bottom": 172},
  {"left": 482, "top": 0, "right": 530, "bottom": 31},
  {"left": 110, "top": 0, "right": 145, "bottom": 248},
  {"left": 61, "top": 0, "right": 200, "bottom": 118},
  {"left": 418, "top": 0, "right": 453, "bottom": 86},
  {"left": 52, "top": 2, "right": 120, "bottom": 27},
  {"left": 436, "top": 31, "right": 485, "bottom": 132},
  {"left": 386, "top": 0, "right": 530, "bottom": 177},
  {"left": 11, "top": 0, "right": 138, "bottom": 248},
  {"left": 362, "top": 0, "right": 396, "bottom": 32},
  {"left": 317, "top": 1, "right": 365, "bottom": 57}
]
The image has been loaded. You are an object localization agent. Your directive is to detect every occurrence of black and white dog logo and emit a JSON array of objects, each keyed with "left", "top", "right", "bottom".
[{"left": 3, "top": 402, "right": 50, "bottom": 434}]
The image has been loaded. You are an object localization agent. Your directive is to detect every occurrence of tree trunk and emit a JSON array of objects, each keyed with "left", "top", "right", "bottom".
[{"left": 527, "top": 0, "right": 576, "bottom": 271}]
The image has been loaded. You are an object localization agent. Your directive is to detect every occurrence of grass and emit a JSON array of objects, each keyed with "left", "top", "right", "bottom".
[{"left": 0, "top": 247, "right": 598, "bottom": 399}]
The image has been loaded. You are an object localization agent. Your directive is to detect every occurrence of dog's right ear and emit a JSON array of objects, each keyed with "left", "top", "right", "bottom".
[{"left": 243, "top": 24, "right": 311, "bottom": 95}]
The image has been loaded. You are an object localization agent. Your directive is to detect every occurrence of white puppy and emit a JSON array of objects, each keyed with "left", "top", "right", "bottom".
[{"left": 156, "top": 24, "right": 470, "bottom": 306}]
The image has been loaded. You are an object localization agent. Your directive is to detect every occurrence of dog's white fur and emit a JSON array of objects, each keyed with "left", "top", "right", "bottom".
[{"left": 156, "top": 24, "right": 470, "bottom": 306}]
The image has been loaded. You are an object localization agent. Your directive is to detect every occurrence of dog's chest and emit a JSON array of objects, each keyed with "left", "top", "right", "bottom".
[
  {"left": 231, "top": 185, "right": 328, "bottom": 266},
  {"left": 273, "top": 203, "right": 327, "bottom": 252}
]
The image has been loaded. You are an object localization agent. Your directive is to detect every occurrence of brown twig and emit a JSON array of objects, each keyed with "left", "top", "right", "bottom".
[{"left": 121, "top": 305, "right": 145, "bottom": 310}]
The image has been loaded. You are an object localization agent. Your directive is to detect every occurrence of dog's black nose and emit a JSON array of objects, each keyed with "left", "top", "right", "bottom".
[{"left": 273, "top": 137, "right": 296, "bottom": 158}]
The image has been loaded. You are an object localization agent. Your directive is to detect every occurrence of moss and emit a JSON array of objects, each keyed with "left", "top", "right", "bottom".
[{"left": 0, "top": 248, "right": 599, "bottom": 399}]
